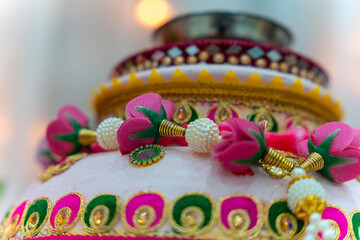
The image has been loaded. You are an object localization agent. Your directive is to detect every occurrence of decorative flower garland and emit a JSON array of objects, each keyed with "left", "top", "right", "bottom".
[{"left": 38, "top": 93, "right": 360, "bottom": 240}]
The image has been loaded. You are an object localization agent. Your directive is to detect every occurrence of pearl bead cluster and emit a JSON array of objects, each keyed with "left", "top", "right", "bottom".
[
  {"left": 304, "top": 213, "right": 335, "bottom": 240},
  {"left": 96, "top": 117, "right": 124, "bottom": 150},
  {"left": 185, "top": 118, "right": 220, "bottom": 153},
  {"left": 287, "top": 168, "right": 325, "bottom": 214}
]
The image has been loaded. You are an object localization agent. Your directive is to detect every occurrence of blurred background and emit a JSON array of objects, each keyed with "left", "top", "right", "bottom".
[{"left": 0, "top": 0, "right": 359, "bottom": 212}]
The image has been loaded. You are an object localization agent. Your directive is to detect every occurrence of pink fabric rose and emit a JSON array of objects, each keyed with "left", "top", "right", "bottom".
[
  {"left": 297, "top": 122, "right": 360, "bottom": 182},
  {"left": 265, "top": 127, "right": 309, "bottom": 154},
  {"left": 46, "top": 105, "right": 89, "bottom": 157},
  {"left": 117, "top": 93, "right": 175, "bottom": 154},
  {"left": 35, "top": 138, "right": 59, "bottom": 169},
  {"left": 212, "top": 118, "right": 266, "bottom": 173}
]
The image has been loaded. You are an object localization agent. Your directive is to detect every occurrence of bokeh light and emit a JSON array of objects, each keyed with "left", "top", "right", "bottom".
[
  {"left": 0, "top": 115, "right": 11, "bottom": 145},
  {"left": 136, "top": 0, "right": 170, "bottom": 27}
]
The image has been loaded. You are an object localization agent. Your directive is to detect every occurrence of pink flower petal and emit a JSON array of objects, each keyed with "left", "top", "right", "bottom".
[
  {"left": 329, "top": 148, "right": 360, "bottom": 182},
  {"left": 35, "top": 138, "right": 54, "bottom": 169},
  {"left": 46, "top": 119, "right": 75, "bottom": 157},
  {"left": 117, "top": 118, "right": 154, "bottom": 154},
  {"left": 215, "top": 141, "right": 260, "bottom": 173},
  {"left": 90, "top": 141, "right": 107, "bottom": 153},
  {"left": 265, "top": 127, "right": 309, "bottom": 154},
  {"left": 125, "top": 93, "right": 162, "bottom": 119},
  {"left": 161, "top": 100, "right": 175, "bottom": 120},
  {"left": 311, "top": 122, "right": 354, "bottom": 154},
  {"left": 349, "top": 128, "right": 360, "bottom": 148},
  {"left": 218, "top": 122, "right": 232, "bottom": 132},
  {"left": 297, "top": 140, "right": 310, "bottom": 158},
  {"left": 57, "top": 105, "right": 88, "bottom": 127},
  {"left": 220, "top": 130, "right": 233, "bottom": 140},
  {"left": 230, "top": 118, "right": 262, "bottom": 141}
]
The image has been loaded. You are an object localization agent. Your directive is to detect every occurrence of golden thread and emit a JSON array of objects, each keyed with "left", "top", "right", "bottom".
[
  {"left": 287, "top": 175, "right": 315, "bottom": 192},
  {"left": 94, "top": 80, "right": 342, "bottom": 124},
  {"left": 261, "top": 147, "right": 296, "bottom": 173},
  {"left": 294, "top": 195, "right": 327, "bottom": 220},
  {"left": 158, "top": 119, "right": 186, "bottom": 137},
  {"left": 300, "top": 152, "right": 324, "bottom": 172}
]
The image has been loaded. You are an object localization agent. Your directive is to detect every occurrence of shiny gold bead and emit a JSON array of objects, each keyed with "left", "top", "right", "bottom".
[
  {"left": 93, "top": 209, "right": 104, "bottom": 226},
  {"left": 232, "top": 214, "right": 244, "bottom": 229},
  {"left": 307, "top": 71, "right": 315, "bottom": 80},
  {"left": 57, "top": 209, "right": 67, "bottom": 227},
  {"left": 270, "top": 62, "right": 279, "bottom": 70},
  {"left": 185, "top": 212, "right": 197, "bottom": 227},
  {"left": 161, "top": 56, "right": 172, "bottom": 66},
  {"left": 240, "top": 54, "right": 251, "bottom": 64},
  {"left": 314, "top": 76, "right": 322, "bottom": 84},
  {"left": 291, "top": 66, "right": 299, "bottom": 74},
  {"left": 136, "top": 64, "right": 144, "bottom": 71},
  {"left": 199, "top": 51, "right": 209, "bottom": 61},
  {"left": 199, "top": 51, "right": 210, "bottom": 61},
  {"left": 137, "top": 210, "right": 149, "bottom": 226},
  {"left": 280, "top": 62, "right": 289, "bottom": 72},
  {"left": 280, "top": 216, "right": 289, "bottom": 232},
  {"left": 255, "top": 58, "right": 267, "bottom": 68},
  {"left": 186, "top": 56, "right": 198, "bottom": 64},
  {"left": 228, "top": 55, "right": 239, "bottom": 64},
  {"left": 151, "top": 61, "right": 159, "bottom": 68},
  {"left": 177, "top": 107, "right": 187, "bottom": 121},
  {"left": 300, "top": 69, "right": 307, "bottom": 77},
  {"left": 29, "top": 212, "right": 38, "bottom": 227},
  {"left": 213, "top": 53, "right": 225, "bottom": 63},
  {"left": 174, "top": 56, "right": 185, "bottom": 65},
  {"left": 129, "top": 66, "right": 136, "bottom": 73},
  {"left": 144, "top": 60, "right": 151, "bottom": 69}
]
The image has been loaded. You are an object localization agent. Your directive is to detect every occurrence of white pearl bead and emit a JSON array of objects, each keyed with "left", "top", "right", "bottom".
[
  {"left": 185, "top": 118, "right": 220, "bottom": 153},
  {"left": 306, "top": 224, "right": 317, "bottom": 235},
  {"left": 323, "top": 229, "right": 335, "bottom": 240},
  {"left": 309, "top": 213, "right": 322, "bottom": 224},
  {"left": 291, "top": 167, "right": 306, "bottom": 178},
  {"left": 96, "top": 117, "right": 124, "bottom": 150},
  {"left": 287, "top": 178, "right": 326, "bottom": 213},
  {"left": 304, "top": 234, "right": 315, "bottom": 240},
  {"left": 318, "top": 220, "right": 330, "bottom": 232}
]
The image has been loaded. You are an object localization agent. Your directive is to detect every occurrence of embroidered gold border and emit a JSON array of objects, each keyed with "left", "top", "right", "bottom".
[
  {"left": 217, "top": 194, "right": 263, "bottom": 239},
  {"left": 22, "top": 197, "right": 51, "bottom": 238},
  {"left": 121, "top": 190, "right": 168, "bottom": 235},
  {"left": 80, "top": 193, "right": 122, "bottom": 235},
  {"left": 48, "top": 192, "right": 85, "bottom": 235},
  {"left": 264, "top": 198, "right": 305, "bottom": 240},
  {"left": 93, "top": 71, "right": 343, "bottom": 124},
  {"left": 169, "top": 192, "right": 217, "bottom": 237}
]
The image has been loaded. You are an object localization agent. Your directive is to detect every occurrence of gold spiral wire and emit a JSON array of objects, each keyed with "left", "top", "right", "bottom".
[
  {"left": 261, "top": 147, "right": 295, "bottom": 173},
  {"left": 158, "top": 119, "right": 186, "bottom": 137},
  {"left": 300, "top": 152, "right": 324, "bottom": 172}
]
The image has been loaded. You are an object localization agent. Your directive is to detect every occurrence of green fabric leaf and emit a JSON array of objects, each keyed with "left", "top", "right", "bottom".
[
  {"left": 131, "top": 105, "right": 167, "bottom": 143},
  {"left": 231, "top": 128, "right": 266, "bottom": 165}
]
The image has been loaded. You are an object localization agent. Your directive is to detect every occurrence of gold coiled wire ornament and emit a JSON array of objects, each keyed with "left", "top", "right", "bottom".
[
  {"left": 259, "top": 147, "right": 324, "bottom": 178},
  {"left": 158, "top": 119, "right": 186, "bottom": 137}
]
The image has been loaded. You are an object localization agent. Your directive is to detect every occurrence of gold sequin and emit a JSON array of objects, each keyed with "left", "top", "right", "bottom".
[
  {"left": 255, "top": 58, "right": 267, "bottom": 68},
  {"left": 270, "top": 62, "right": 279, "bottom": 70},
  {"left": 279, "top": 62, "right": 289, "bottom": 72},
  {"left": 198, "top": 51, "right": 209, "bottom": 61},
  {"left": 240, "top": 54, "right": 251, "bottom": 64},
  {"left": 186, "top": 56, "right": 198, "bottom": 64},
  {"left": 228, "top": 56, "right": 239, "bottom": 64},
  {"left": 213, "top": 53, "right": 225, "bottom": 63},
  {"left": 174, "top": 56, "right": 185, "bottom": 65},
  {"left": 161, "top": 56, "right": 172, "bottom": 66}
]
